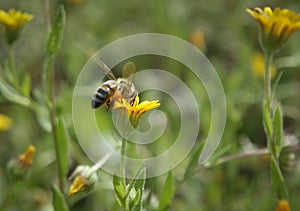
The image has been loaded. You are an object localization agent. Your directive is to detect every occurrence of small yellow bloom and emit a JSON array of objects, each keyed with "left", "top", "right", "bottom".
[
  {"left": 275, "top": 200, "right": 290, "bottom": 211},
  {"left": 69, "top": 175, "right": 88, "bottom": 196},
  {"left": 190, "top": 30, "right": 206, "bottom": 51},
  {"left": 18, "top": 145, "right": 36, "bottom": 167},
  {"left": 246, "top": 7, "right": 300, "bottom": 53},
  {"left": 68, "top": 165, "right": 99, "bottom": 196},
  {"left": 114, "top": 95, "right": 160, "bottom": 127},
  {"left": 252, "top": 52, "right": 276, "bottom": 78},
  {"left": 0, "top": 9, "right": 33, "bottom": 30},
  {"left": 0, "top": 9, "right": 33, "bottom": 44},
  {"left": 0, "top": 113, "right": 13, "bottom": 131}
]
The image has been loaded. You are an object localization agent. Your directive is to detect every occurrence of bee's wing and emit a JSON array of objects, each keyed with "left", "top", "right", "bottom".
[
  {"left": 94, "top": 59, "right": 117, "bottom": 80},
  {"left": 122, "top": 62, "right": 136, "bottom": 84}
]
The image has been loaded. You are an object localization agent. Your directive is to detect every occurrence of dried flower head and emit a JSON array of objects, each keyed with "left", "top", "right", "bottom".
[
  {"left": 68, "top": 165, "right": 98, "bottom": 196},
  {"left": 18, "top": 145, "right": 36, "bottom": 167}
]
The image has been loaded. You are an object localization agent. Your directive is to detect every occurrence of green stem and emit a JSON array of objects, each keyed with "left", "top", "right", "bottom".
[
  {"left": 263, "top": 52, "right": 276, "bottom": 156},
  {"left": 45, "top": 55, "right": 64, "bottom": 192},
  {"left": 263, "top": 52, "right": 273, "bottom": 109},
  {"left": 8, "top": 45, "right": 18, "bottom": 87},
  {"left": 263, "top": 51, "right": 288, "bottom": 199},
  {"left": 42, "top": 0, "right": 52, "bottom": 33},
  {"left": 176, "top": 148, "right": 270, "bottom": 192},
  {"left": 121, "top": 137, "right": 127, "bottom": 185}
]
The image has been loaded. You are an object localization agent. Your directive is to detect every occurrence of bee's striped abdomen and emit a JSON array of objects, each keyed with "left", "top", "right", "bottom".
[{"left": 92, "top": 80, "right": 117, "bottom": 109}]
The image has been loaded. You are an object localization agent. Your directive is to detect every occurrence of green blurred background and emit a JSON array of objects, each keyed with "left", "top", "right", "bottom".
[{"left": 1, "top": 0, "right": 300, "bottom": 210}]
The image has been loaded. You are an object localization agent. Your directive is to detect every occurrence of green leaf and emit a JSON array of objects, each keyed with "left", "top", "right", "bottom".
[
  {"left": 47, "top": 5, "right": 65, "bottom": 57},
  {"left": 126, "top": 166, "right": 146, "bottom": 198},
  {"left": 132, "top": 168, "right": 146, "bottom": 211},
  {"left": 113, "top": 174, "right": 126, "bottom": 207},
  {"left": 57, "top": 118, "right": 69, "bottom": 178},
  {"left": 263, "top": 101, "right": 273, "bottom": 140},
  {"left": 271, "top": 71, "right": 284, "bottom": 104},
  {"left": 0, "top": 78, "right": 31, "bottom": 106},
  {"left": 273, "top": 105, "right": 283, "bottom": 158},
  {"left": 130, "top": 189, "right": 141, "bottom": 211},
  {"left": 158, "top": 172, "right": 175, "bottom": 211},
  {"left": 52, "top": 185, "right": 68, "bottom": 211},
  {"left": 184, "top": 142, "right": 204, "bottom": 179},
  {"left": 270, "top": 155, "right": 288, "bottom": 199},
  {"left": 21, "top": 73, "right": 31, "bottom": 97}
]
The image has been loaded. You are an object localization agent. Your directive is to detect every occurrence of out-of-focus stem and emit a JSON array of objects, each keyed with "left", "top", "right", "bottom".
[
  {"left": 8, "top": 45, "right": 18, "bottom": 87},
  {"left": 264, "top": 52, "right": 273, "bottom": 109},
  {"left": 42, "top": 0, "right": 52, "bottom": 33},
  {"left": 46, "top": 57, "right": 65, "bottom": 192},
  {"left": 121, "top": 137, "right": 127, "bottom": 185},
  {"left": 263, "top": 52, "right": 276, "bottom": 157}
]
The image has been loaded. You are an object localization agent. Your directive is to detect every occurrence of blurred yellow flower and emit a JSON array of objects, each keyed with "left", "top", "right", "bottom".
[
  {"left": 0, "top": 113, "right": 13, "bottom": 131},
  {"left": 69, "top": 175, "right": 87, "bottom": 196},
  {"left": 252, "top": 52, "right": 276, "bottom": 78},
  {"left": 275, "top": 200, "right": 290, "bottom": 211},
  {"left": 18, "top": 145, "right": 36, "bottom": 167},
  {"left": 68, "top": 165, "right": 99, "bottom": 196},
  {"left": 114, "top": 95, "right": 160, "bottom": 127},
  {"left": 190, "top": 30, "right": 206, "bottom": 51},
  {"left": 0, "top": 9, "right": 33, "bottom": 30}
]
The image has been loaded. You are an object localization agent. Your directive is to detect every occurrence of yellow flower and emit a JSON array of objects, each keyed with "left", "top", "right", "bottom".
[
  {"left": 0, "top": 113, "right": 13, "bottom": 131},
  {"left": 246, "top": 7, "right": 300, "bottom": 53},
  {"left": 252, "top": 52, "right": 276, "bottom": 78},
  {"left": 0, "top": 9, "right": 33, "bottom": 30},
  {"left": 190, "top": 30, "right": 206, "bottom": 51},
  {"left": 18, "top": 145, "right": 36, "bottom": 167},
  {"left": 275, "top": 200, "right": 290, "bottom": 211},
  {"left": 0, "top": 9, "right": 33, "bottom": 44},
  {"left": 68, "top": 165, "right": 99, "bottom": 196},
  {"left": 113, "top": 95, "right": 160, "bottom": 127},
  {"left": 69, "top": 175, "right": 88, "bottom": 196}
]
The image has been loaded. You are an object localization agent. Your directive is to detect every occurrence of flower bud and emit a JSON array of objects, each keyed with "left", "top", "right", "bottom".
[{"left": 279, "top": 134, "right": 299, "bottom": 172}]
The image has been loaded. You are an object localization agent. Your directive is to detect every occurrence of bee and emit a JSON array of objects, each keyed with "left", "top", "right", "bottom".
[{"left": 92, "top": 60, "right": 138, "bottom": 109}]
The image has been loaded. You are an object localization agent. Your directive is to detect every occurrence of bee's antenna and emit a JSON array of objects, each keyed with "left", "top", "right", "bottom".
[{"left": 94, "top": 59, "right": 117, "bottom": 80}]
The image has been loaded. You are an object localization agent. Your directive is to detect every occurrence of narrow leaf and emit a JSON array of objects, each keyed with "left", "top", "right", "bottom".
[
  {"left": 271, "top": 71, "right": 284, "bottom": 104},
  {"left": 263, "top": 102, "right": 273, "bottom": 139},
  {"left": 184, "top": 142, "right": 204, "bottom": 179},
  {"left": 47, "top": 5, "right": 65, "bottom": 56},
  {"left": 52, "top": 185, "right": 68, "bottom": 211},
  {"left": 273, "top": 105, "right": 283, "bottom": 158},
  {"left": 21, "top": 73, "right": 31, "bottom": 97},
  {"left": 126, "top": 166, "right": 146, "bottom": 197},
  {"left": 130, "top": 189, "right": 141, "bottom": 210},
  {"left": 57, "top": 118, "right": 69, "bottom": 178},
  {"left": 132, "top": 168, "right": 146, "bottom": 211},
  {"left": 0, "top": 78, "right": 31, "bottom": 106},
  {"left": 270, "top": 155, "right": 288, "bottom": 199},
  {"left": 158, "top": 172, "right": 175, "bottom": 211},
  {"left": 113, "top": 174, "right": 126, "bottom": 207}
]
